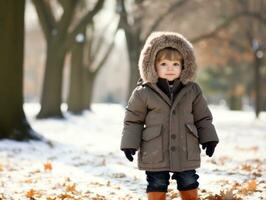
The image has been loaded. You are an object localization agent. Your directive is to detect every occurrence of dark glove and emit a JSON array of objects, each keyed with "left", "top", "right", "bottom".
[
  {"left": 202, "top": 141, "right": 218, "bottom": 157},
  {"left": 122, "top": 148, "right": 136, "bottom": 162}
]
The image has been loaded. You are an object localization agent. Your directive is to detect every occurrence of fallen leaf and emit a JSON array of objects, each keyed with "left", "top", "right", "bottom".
[
  {"left": 211, "top": 156, "right": 231, "bottom": 165},
  {"left": 241, "top": 164, "right": 252, "bottom": 172},
  {"left": 252, "top": 171, "right": 262, "bottom": 177},
  {"left": 240, "top": 179, "right": 256, "bottom": 194},
  {"left": 24, "top": 179, "right": 33, "bottom": 184},
  {"left": 65, "top": 183, "right": 76, "bottom": 193},
  {"left": 26, "top": 189, "right": 42, "bottom": 198},
  {"left": 46, "top": 197, "right": 56, "bottom": 200},
  {"left": 44, "top": 162, "right": 53, "bottom": 172},
  {"left": 204, "top": 193, "right": 223, "bottom": 200},
  {"left": 220, "top": 189, "right": 236, "bottom": 200},
  {"left": 58, "top": 193, "right": 73, "bottom": 199},
  {"left": 91, "top": 193, "right": 107, "bottom": 200}
]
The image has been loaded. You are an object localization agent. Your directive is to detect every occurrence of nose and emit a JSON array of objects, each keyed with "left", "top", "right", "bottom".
[{"left": 167, "top": 64, "right": 174, "bottom": 70}]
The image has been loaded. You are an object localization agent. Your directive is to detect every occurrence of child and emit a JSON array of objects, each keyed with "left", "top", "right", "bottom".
[{"left": 120, "top": 32, "right": 219, "bottom": 200}]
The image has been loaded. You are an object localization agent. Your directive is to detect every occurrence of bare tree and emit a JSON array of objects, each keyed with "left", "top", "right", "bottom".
[
  {"left": 117, "top": 0, "right": 188, "bottom": 98},
  {"left": 67, "top": 11, "right": 120, "bottom": 113},
  {"left": 198, "top": 0, "right": 266, "bottom": 117},
  {"left": 32, "top": 0, "right": 104, "bottom": 118},
  {"left": 0, "top": 0, "right": 43, "bottom": 141}
]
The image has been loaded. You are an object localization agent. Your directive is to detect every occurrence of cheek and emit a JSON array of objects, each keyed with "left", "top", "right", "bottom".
[{"left": 156, "top": 68, "right": 163, "bottom": 76}]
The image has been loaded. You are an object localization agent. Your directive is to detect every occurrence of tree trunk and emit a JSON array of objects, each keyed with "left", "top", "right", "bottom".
[
  {"left": 125, "top": 32, "right": 142, "bottom": 100},
  {"left": 37, "top": 41, "right": 66, "bottom": 119},
  {"left": 0, "top": 0, "right": 42, "bottom": 140},
  {"left": 128, "top": 49, "right": 140, "bottom": 95},
  {"left": 67, "top": 39, "right": 85, "bottom": 114},
  {"left": 254, "top": 51, "right": 262, "bottom": 118},
  {"left": 228, "top": 95, "right": 242, "bottom": 110},
  {"left": 32, "top": 0, "right": 104, "bottom": 119},
  {"left": 227, "top": 82, "right": 244, "bottom": 111},
  {"left": 83, "top": 72, "right": 96, "bottom": 110}
]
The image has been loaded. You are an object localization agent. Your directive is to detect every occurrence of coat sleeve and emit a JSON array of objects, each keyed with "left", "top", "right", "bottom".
[
  {"left": 192, "top": 83, "right": 219, "bottom": 144},
  {"left": 120, "top": 87, "right": 147, "bottom": 150}
]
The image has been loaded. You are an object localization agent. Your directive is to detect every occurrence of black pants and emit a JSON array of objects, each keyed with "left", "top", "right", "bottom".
[{"left": 146, "top": 170, "right": 199, "bottom": 192}]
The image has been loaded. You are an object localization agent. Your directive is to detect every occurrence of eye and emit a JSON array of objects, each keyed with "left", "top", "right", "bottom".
[
  {"left": 173, "top": 63, "right": 180, "bottom": 66},
  {"left": 160, "top": 63, "right": 166, "bottom": 66}
]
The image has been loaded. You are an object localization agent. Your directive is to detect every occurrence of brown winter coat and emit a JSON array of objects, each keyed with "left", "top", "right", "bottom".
[{"left": 120, "top": 32, "right": 219, "bottom": 172}]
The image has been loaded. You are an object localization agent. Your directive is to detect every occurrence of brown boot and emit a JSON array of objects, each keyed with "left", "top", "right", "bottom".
[
  {"left": 147, "top": 192, "right": 166, "bottom": 200},
  {"left": 179, "top": 188, "right": 198, "bottom": 200}
]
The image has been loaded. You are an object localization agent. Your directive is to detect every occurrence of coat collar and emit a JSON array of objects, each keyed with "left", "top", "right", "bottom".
[
  {"left": 171, "top": 82, "right": 193, "bottom": 110},
  {"left": 144, "top": 80, "right": 193, "bottom": 108},
  {"left": 156, "top": 78, "right": 182, "bottom": 99}
]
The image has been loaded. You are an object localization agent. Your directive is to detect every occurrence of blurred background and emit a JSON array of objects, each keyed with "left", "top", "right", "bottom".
[{"left": 0, "top": 0, "right": 266, "bottom": 139}]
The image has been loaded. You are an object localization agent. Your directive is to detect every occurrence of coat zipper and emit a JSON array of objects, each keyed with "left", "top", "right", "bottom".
[
  {"left": 168, "top": 82, "right": 174, "bottom": 170},
  {"left": 168, "top": 82, "right": 174, "bottom": 105}
]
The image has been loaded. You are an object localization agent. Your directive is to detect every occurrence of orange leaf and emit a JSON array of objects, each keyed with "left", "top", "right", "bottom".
[
  {"left": 65, "top": 183, "right": 76, "bottom": 193},
  {"left": 26, "top": 189, "right": 42, "bottom": 198},
  {"left": 58, "top": 193, "right": 73, "bottom": 199},
  {"left": 204, "top": 194, "right": 223, "bottom": 200},
  {"left": 241, "top": 164, "right": 252, "bottom": 172},
  {"left": 26, "top": 189, "right": 35, "bottom": 198},
  {"left": 245, "top": 180, "right": 257, "bottom": 192},
  {"left": 24, "top": 179, "right": 33, "bottom": 183},
  {"left": 44, "top": 162, "right": 53, "bottom": 172},
  {"left": 240, "top": 179, "right": 257, "bottom": 195},
  {"left": 46, "top": 197, "right": 56, "bottom": 200},
  {"left": 220, "top": 189, "right": 236, "bottom": 199}
]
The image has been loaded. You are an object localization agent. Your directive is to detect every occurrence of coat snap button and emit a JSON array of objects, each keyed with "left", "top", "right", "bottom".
[
  {"left": 171, "top": 146, "right": 176, "bottom": 151},
  {"left": 171, "top": 135, "right": 176, "bottom": 139}
]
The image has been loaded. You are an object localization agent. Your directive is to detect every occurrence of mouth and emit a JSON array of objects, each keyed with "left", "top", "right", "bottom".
[{"left": 165, "top": 74, "right": 175, "bottom": 76}]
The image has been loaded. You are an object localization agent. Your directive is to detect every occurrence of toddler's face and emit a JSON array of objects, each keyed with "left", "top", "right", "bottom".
[{"left": 155, "top": 59, "right": 182, "bottom": 81}]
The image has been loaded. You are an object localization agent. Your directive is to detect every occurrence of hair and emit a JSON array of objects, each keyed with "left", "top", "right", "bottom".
[{"left": 155, "top": 47, "right": 184, "bottom": 68}]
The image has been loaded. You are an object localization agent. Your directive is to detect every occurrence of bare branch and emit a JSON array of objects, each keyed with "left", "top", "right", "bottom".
[
  {"left": 190, "top": 11, "right": 266, "bottom": 44},
  {"left": 92, "top": 17, "right": 116, "bottom": 58},
  {"left": 57, "top": 0, "right": 69, "bottom": 9},
  {"left": 31, "top": 0, "right": 56, "bottom": 40},
  {"left": 66, "top": 0, "right": 105, "bottom": 50},
  {"left": 245, "top": 12, "right": 266, "bottom": 25},
  {"left": 57, "top": 0, "right": 78, "bottom": 38},
  {"left": 92, "top": 19, "right": 120, "bottom": 74},
  {"left": 146, "top": 0, "right": 188, "bottom": 36},
  {"left": 93, "top": 40, "right": 115, "bottom": 74},
  {"left": 85, "top": 24, "right": 95, "bottom": 66},
  {"left": 117, "top": 0, "right": 131, "bottom": 32}
]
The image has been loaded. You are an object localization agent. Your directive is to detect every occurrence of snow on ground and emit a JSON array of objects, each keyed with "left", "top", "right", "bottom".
[{"left": 0, "top": 103, "right": 266, "bottom": 200}]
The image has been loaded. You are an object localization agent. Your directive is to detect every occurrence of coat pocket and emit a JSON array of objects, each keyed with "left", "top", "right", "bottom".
[
  {"left": 185, "top": 123, "right": 200, "bottom": 161},
  {"left": 140, "top": 124, "right": 163, "bottom": 164}
]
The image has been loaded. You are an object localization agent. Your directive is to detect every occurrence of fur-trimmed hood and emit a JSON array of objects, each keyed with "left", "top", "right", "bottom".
[{"left": 138, "top": 32, "right": 197, "bottom": 85}]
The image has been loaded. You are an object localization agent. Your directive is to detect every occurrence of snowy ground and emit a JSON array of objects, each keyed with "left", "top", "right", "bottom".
[{"left": 0, "top": 103, "right": 266, "bottom": 200}]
